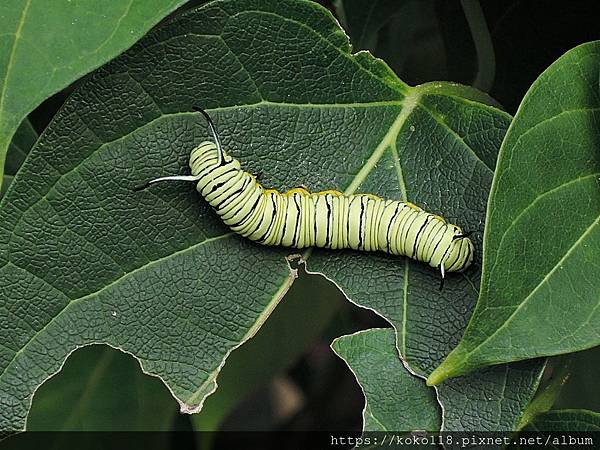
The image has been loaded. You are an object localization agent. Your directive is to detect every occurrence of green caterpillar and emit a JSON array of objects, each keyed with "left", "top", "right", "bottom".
[{"left": 136, "top": 108, "right": 475, "bottom": 283}]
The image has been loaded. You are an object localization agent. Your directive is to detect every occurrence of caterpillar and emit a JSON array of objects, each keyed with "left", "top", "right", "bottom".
[{"left": 135, "top": 107, "right": 474, "bottom": 286}]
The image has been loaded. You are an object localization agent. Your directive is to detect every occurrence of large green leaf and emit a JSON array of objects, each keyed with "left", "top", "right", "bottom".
[
  {"left": 0, "top": 0, "right": 543, "bottom": 432},
  {"left": 332, "top": 328, "right": 440, "bottom": 432},
  {"left": 0, "top": 0, "right": 192, "bottom": 185},
  {"left": 428, "top": 41, "right": 600, "bottom": 384},
  {"left": 191, "top": 272, "right": 344, "bottom": 433}
]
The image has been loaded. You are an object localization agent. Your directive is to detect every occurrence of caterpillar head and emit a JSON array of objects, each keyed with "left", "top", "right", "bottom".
[{"left": 443, "top": 229, "right": 475, "bottom": 273}]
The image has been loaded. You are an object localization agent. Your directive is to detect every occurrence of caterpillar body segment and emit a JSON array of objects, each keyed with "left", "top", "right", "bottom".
[{"left": 188, "top": 142, "right": 475, "bottom": 276}]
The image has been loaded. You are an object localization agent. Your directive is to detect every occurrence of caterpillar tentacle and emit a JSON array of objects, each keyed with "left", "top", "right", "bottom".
[{"left": 183, "top": 141, "right": 474, "bottom": 277}]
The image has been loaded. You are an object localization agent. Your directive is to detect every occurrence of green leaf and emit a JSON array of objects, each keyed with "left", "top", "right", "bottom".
[
  {"left": 437, "top": 361, "right": 545, "bottom": 432},
  {"left": 0, "top": 0, "right": 543, "bottom": 432},
  {"left": 191, "top": 272, "right": 344, "bottom": 433},
  {"left": 1, "top": 118, "right": 36, "bottom": 196},
  {"left": 27, "top": 345, "right": 179, "bottom": 431},
  {"left": 522, "top": 409, "right": 600, "bottom": 432},
  {"left": 332, "top": 328, "right": 440, "bottom": 432},
  {"left": 428, "top": 41, "right": 600, "bottom": 384},
  {"left": 0, "top": 0, "right": 192, "bottom": 185}
]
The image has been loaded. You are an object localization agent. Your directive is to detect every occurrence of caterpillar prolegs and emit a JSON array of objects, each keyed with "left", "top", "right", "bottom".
[{"left": 135, "top": 108, "right": 475, "bottom": 285}]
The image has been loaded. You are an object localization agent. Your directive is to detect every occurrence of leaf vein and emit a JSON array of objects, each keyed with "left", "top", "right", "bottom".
[{"left": 0, "top": 232, "right": 235, "bottom": 381}]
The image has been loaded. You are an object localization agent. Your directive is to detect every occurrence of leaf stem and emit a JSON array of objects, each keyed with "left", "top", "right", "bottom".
[
  {"left": 461, "top": 0, "right": 495, "bottom": 92},
  {"left": 516, "top": 358, "right": 571, "bottom": 430}
]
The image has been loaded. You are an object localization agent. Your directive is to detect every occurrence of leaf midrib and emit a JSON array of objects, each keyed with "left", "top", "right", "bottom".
[
  {"left": 463, "top": 172, "right": 600, "bottom": 360},
  {"left": 343, "top": 91, "right": 418, "bottom": 194}
]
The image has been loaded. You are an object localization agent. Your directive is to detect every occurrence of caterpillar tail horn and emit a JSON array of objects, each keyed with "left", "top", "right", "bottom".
[
  {"left": 439, "top": 264, "right": 446, "bottom": 291},
  {"left": 132, "top": 175, "right": 202, "bottom": 192}
]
